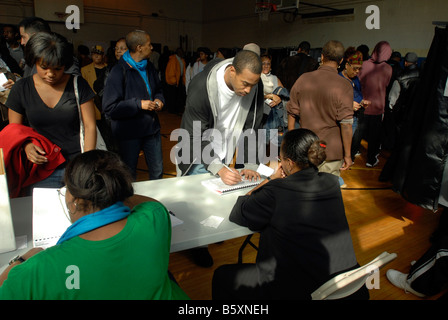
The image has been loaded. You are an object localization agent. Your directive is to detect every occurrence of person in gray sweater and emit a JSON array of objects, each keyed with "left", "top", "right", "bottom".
[
  {"left": 176, "top": 49, "right": 265, "bottom": 184},
  {"left": 174, "top": 49, "right": 265, "bottom": 267}
]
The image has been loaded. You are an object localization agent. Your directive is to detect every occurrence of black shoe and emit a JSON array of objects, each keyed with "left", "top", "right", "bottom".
[{"left": 191, "top": 247, "right": 214, "bottom": 268}]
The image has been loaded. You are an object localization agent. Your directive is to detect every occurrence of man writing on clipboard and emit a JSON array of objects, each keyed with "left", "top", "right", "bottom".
[
  {"left": 175, "top": 47, "right": 265, "bottom": 267},
  {"left": 177, "top": 47, "right": 264, "bottom": 185}
]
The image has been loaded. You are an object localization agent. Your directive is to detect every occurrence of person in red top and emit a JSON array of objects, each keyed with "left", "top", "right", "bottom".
[
  {"left": 287, "top": 40, "right": 354, "bottom": 180},
  {"left": 357, "top": 41, "right": 392, "bottom": 167}
]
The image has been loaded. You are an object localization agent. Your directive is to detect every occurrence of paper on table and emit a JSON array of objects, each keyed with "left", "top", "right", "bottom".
[
  {"left": 201, "top": 177, "right": 261, "bottom": 195},
  {"left": 170, "top": 214, "right": 183, "bottom": 227},
  {"left": 200, "top": 215, "right": 224, "bottom": 229},
  {"left": 0, "top": 73, "right": 8, "bottom": 92},
  {"left": 32, "top": 188, "right": 71, "bottom": 249},
  {"left": 256, "top": 163, "right": 275, "bottom": 177}
]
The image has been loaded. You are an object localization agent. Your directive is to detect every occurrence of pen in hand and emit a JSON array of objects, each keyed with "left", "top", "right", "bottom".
[
  {"left": 219, "top": 164, "right": 243, "bottom": 185},
  {"left": 223, "top": 164, "right": 242, "bottom": 179}
]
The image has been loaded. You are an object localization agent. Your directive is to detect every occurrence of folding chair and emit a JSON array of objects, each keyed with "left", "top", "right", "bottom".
[
  {"left": 238, "top": 234, "right": 258, "bottom": 263},
  {"left": 311, "top": 251, "right": 397, "bottom": 300}
]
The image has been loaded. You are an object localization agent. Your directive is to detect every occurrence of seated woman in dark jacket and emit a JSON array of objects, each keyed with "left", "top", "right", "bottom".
[{"left": 212, "top": 128, "right": 368, "bottom": 300}]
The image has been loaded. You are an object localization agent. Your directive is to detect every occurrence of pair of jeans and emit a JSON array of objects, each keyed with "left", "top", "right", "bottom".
[
  {"left": 351, "top": 109, "right": 365, "bottom": 159},
  {"left": 24, "top": 166, "right": 66, "bottom": 196},
  {"left": 117, "top": 132, "right": 163, "bottom": 180},
  {"left": 30, "top": 166, "right": 66, "bottom": 189},
  {"left": 185, "top": 163, "right": 208, "bottom": 176}
]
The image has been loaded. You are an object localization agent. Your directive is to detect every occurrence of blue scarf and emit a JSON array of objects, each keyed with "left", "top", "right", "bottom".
[
  {"left": 57, "top": 202, "right": 131, "bottom": 244},
  {"left": 122, "top": 50, "right": 152, "bottom": 99}
]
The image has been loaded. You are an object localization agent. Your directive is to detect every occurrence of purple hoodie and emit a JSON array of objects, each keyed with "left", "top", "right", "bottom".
[{"left": 358, "top": 41, "right": 393, "bottom": 115}]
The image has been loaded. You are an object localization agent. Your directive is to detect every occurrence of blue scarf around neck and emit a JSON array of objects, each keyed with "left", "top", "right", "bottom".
[
  {"left": 122, "top": 50, "right": 152, "bottom": 99},
  {"left": 57, "top": 202, "right": 131, "bottom": 245}
]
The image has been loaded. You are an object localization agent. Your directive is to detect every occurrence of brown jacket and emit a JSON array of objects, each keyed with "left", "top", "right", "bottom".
[
  {"left": 165, "top": 54, "right": 186, "bottom": 86},
  {"left": 287, "top": 65, "right": 353, "bottom": 160},
  {"left": 81, "top": 62, "right": 107, "bottom": 119}
]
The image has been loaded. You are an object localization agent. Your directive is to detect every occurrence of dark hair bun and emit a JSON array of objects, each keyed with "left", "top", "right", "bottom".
[
  {"left": 65, "top": 150, "right": 134, "bottom": 210},
  {"left": 308, "top": 140, "right": 327, "bottom": 167}
]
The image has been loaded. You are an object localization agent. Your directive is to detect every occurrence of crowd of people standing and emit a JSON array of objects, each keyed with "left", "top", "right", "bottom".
[{"left": 1, "top": 15, "right": 446, "bottom": 301}]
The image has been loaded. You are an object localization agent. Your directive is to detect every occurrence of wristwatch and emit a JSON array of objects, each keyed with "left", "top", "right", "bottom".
[{"left": 9, "top": 255, "right": 26, "bottom": 265}]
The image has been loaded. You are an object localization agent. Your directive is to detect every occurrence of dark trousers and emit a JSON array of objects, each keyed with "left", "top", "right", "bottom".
[
  {"left": 408, "top": 208, "right": 448, "bottom": 296},
  {"left": 212, "top": 264, "right": 269, "bottom": 300},
  {"left": 117, "top": 132, "right": 163, "bottom": 181},
  {"left": 351, "top": 109, "right": 365, "bottom": 159},
  {"left": 353, "top": 113, "right": 383, "bottom": 164},
  {"left": 165, "top": 84, "right": 186, "bottom": 114}
]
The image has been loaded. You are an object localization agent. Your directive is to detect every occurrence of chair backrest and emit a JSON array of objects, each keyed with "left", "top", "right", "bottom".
[{"left": 311, "top": 251, "right": 397, "bottom": 300}]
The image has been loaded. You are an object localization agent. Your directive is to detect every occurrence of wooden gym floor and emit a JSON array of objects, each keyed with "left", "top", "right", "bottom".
[{"left": 136, "top": 110, "right": 446, "bottom": 300}]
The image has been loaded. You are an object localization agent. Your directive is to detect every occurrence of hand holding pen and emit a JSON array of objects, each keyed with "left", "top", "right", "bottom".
[{"left": 218, "top": 164, "right": 243, "bottom": 185}]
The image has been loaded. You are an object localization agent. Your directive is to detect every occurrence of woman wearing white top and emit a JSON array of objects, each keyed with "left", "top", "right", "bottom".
[
  {"left": 260, "top": 55, "right": 283, "bottom": 114},
  {"left": 260, "top": 54, "right": 288, "bottom": 143},
  {"left": 185, "top": 47, "right": 212, "bottom": 93}
]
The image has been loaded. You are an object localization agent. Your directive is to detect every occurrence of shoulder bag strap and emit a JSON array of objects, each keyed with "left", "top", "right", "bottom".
[{"left": 73, "top": 75, "right": 85, "bottom": 153}]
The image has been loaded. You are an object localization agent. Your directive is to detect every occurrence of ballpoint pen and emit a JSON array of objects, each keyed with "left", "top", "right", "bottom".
[
  {"left": 222, "top": 163, "right": 235, "bottom": 173},
  {"left": 222, "top": 164, "right": 242, "bottom": 180}
]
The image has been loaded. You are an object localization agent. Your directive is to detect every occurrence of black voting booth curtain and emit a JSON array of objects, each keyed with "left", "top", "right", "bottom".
[{"left": 380, "top": 27, "right": 448, "bottom": 211}]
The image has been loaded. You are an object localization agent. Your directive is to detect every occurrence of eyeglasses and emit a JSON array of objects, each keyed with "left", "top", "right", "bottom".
[
  {"left": 57, "top": 186, "right": 71, "bottom": 222},
  {"left": 347, "top": 62, "right": 362, "bottom": 72}
]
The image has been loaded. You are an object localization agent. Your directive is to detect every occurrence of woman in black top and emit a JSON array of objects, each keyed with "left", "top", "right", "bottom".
[
  {"left": 212, "top": 128, "right": 369, "bottom": 300},
  {"left": 7, "top": 32, "right": 96, "bottom": 189}
]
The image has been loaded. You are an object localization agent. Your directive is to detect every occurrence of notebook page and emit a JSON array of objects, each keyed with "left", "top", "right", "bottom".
[
  {"left": 32, "top": 188, "right": 71, "bottom": 249},
  {"left": 201, "top": 177, "right": 262, "bottom": 195}
]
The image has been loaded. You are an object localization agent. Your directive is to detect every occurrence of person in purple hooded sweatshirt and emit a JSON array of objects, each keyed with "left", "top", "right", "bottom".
[{"left": 357, "top": 41, "right": 392, "bottom": 167}]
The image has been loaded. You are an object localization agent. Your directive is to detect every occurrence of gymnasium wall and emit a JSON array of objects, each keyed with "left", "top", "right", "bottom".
[{"left": 1, "top": 0, "right": 446, "bottom": 57}]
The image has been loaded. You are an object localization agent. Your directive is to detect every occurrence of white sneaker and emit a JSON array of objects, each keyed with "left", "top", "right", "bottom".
[
  {"left": 366, "top": 157, "right": 379, "bottom": 168},
  {"left": 386, "top": 269, "right": 426, "bottom": 298}
]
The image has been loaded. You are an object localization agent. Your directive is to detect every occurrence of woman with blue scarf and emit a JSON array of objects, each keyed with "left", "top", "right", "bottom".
[
  {"left": 102, "top": 30, "right": 165, "bottom": 181},
  {"left": 0, "top": 150, "right": 189, "bottom": 300}
]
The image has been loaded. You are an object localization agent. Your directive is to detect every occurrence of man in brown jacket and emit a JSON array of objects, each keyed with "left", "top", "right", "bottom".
[{"left": 287, "top": 40, "right": 354, "bottom": 179}]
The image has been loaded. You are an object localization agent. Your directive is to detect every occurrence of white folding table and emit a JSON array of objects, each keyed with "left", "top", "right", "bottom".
[{"left": 0, "top": 173, "right": 256, "bottom": 272}]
